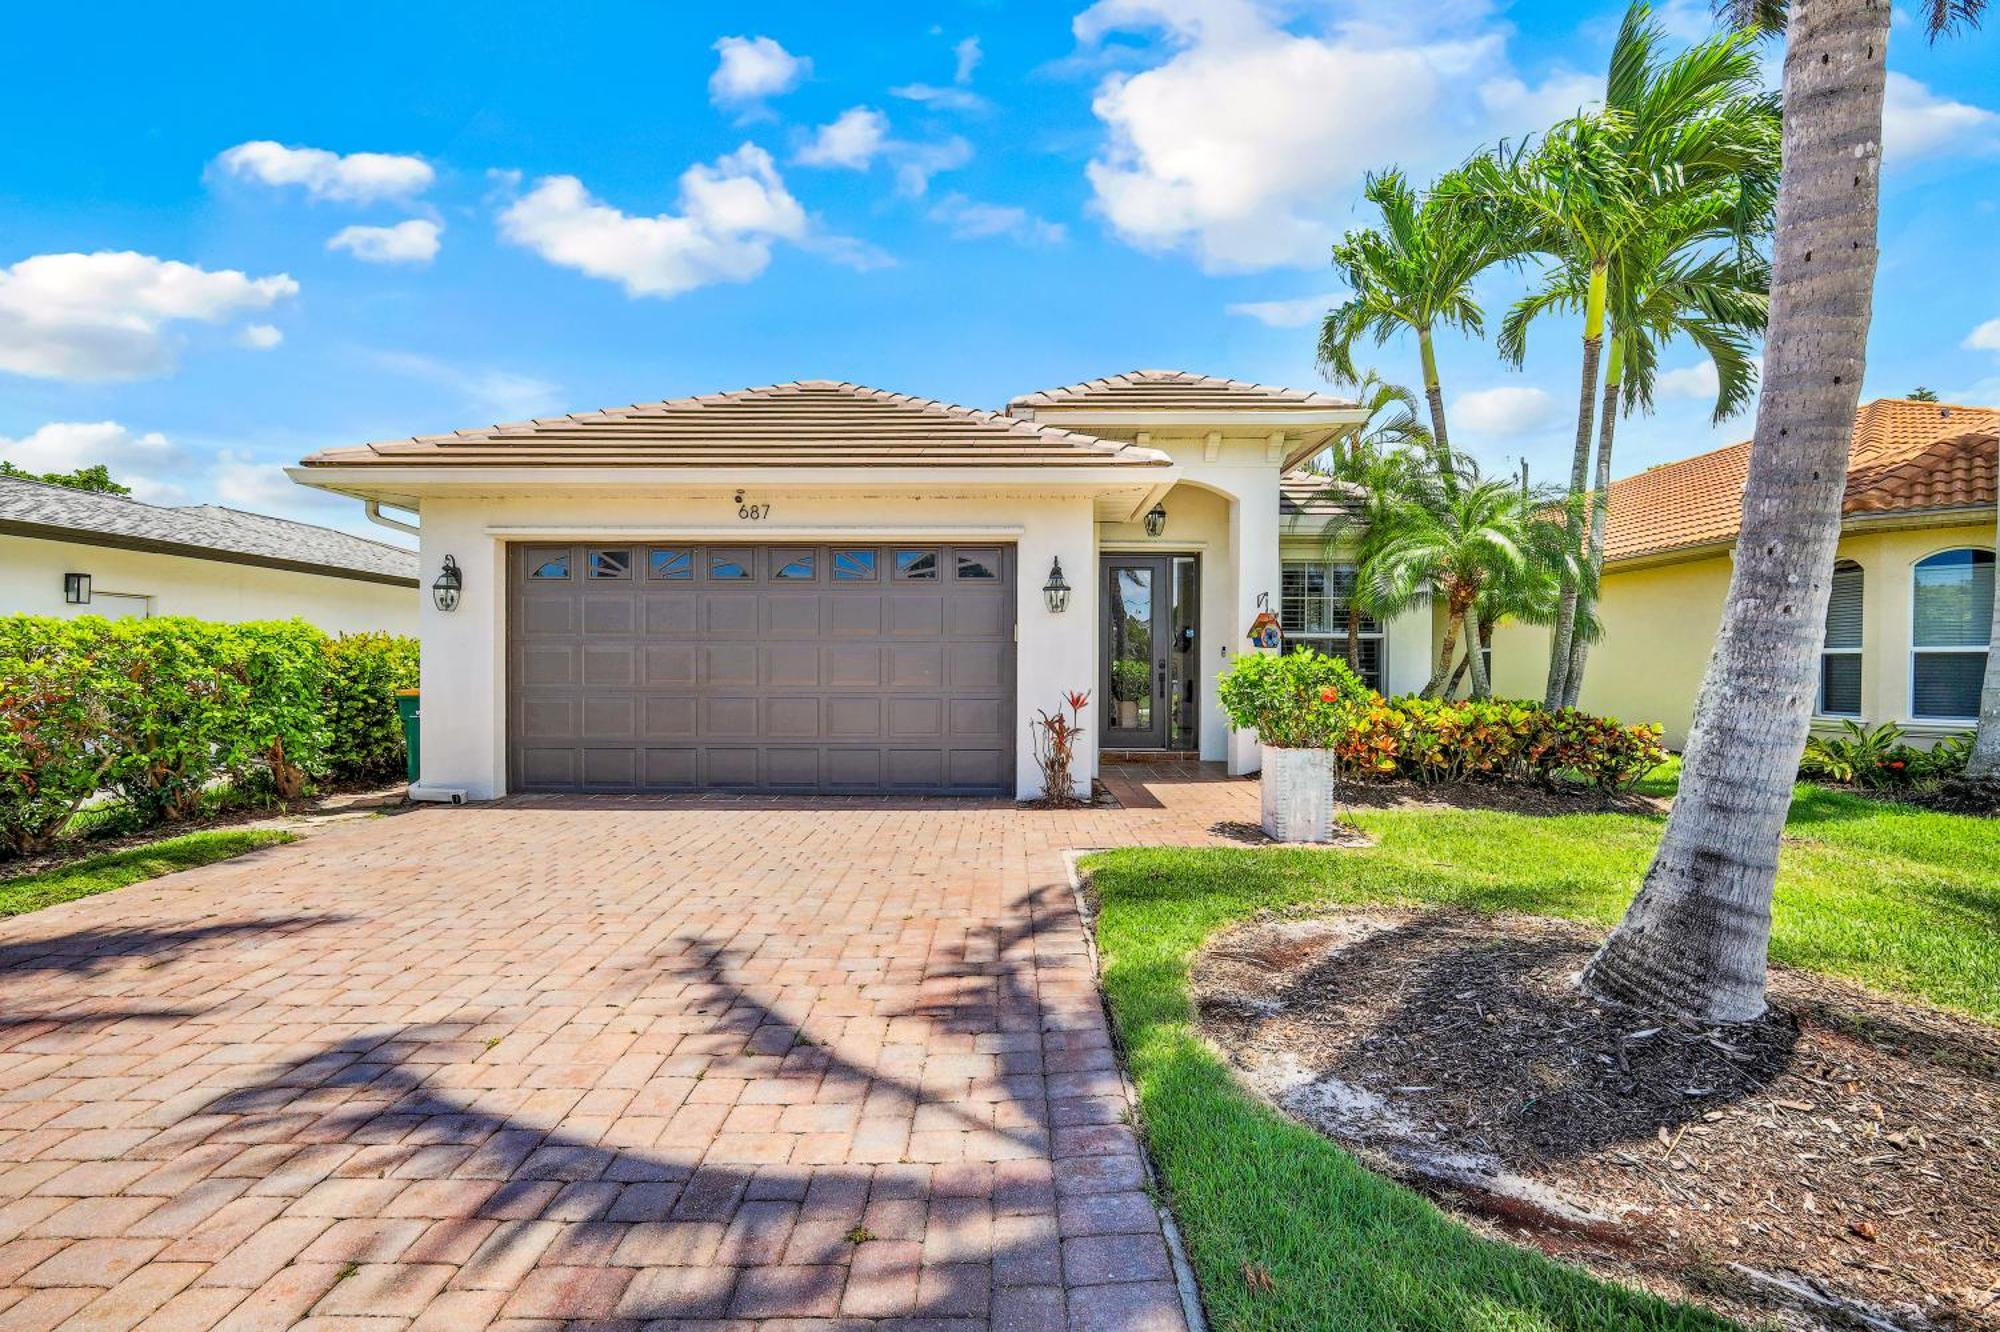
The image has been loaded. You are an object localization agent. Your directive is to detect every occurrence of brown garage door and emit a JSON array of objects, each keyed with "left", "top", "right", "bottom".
[{"left": 507, "top": 542, "right": 1016, "bottom": 794}]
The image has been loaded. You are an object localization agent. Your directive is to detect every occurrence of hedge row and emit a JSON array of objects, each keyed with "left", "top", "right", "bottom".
[{"left": 0, "top": 617, "right": 417, "bottom": 855}]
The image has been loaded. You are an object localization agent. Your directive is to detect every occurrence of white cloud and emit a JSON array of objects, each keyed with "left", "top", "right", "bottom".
[
  {"left": 890, "top": 136, "right": 973, "bottom": 196},
  {"left": 1476, "top": 71, "right": 1602, "bottom": 140},
  {"left": 890, "top": 84, "right": 989, "bottom": 113},
  {"left": 709, "top": 35, "right": 809, "bottom": 113},
  {"left": 0, "top": 251, "right": 298, "bottom": 382},
  {"left": 796, "top": 108, "right": 891, "bottom": 169},
  {"left": 1882, "top": 71, "right": 1999, "bottom": 166},
  {"left": 0, "top": 421, "right": 189, "bottom": 502},
  {"left": 370, "top": 351, "right": 565, "bottom": 421},
  {"left": 1225, "top": 292, "right": 1338, "bottom": 327},
  {"left": 498, "top": 145, "right": 811, "bottom": 299},
  {"left": 1656, "top": 360, "right": 1721, "bottom": 400},
  {"left": 1452, "top": 385, "right": 1558, "bottom": 436},
  {"left": 214, "top": 141, "right": 433, "bottom": 203},
  {"left": 929, "top": 194, "right": 1067, "bottom": 245},
  {"left": 1075, "top": 0, "right": 1573, "bottom": 271},
  {"left": 954, "top": 36, "right": 983, "bottom": 84},
  {"left": 1964, "top": 317, "right": 2000, "bottom": 352},
  {"left": 327, "top": 218, "right": 442, "bottom": 264},
  {"left": 238, "top": 323, "right": 283, "bottom": 350}
]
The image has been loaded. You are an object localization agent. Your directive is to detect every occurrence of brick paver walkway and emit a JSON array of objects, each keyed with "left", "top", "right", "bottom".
[{"left": 0, "top": 765, "right": 1258, "bottom": 1330}]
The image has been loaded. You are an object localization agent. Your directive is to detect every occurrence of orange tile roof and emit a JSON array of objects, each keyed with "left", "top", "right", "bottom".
[
  {"left": 300, "top": 380, "right": 1170, "bottom": 470},
  {"left": 1605, "top": 399, "right": 1999, "bottom": 564}
]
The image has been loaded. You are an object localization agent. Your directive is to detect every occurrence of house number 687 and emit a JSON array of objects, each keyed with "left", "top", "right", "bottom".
[{"left": 737, "top": 502, "right": 770, "bottom": 520}]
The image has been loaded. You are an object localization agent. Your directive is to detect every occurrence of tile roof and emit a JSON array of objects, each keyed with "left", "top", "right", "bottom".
[
  {"left": 1605, "top": 399, "right": 1999, "bottom": 564},
  {"left": 1007, "top": 368, "right": 1356, "bottom": 413},
  {"left": 0, "top": 476, "right": 419, "bottom": 585},
  {"left": 1279, "top": 469, "right": 1366, "bottom": 520},
  {"left": 301, "top": 380, "right": 1168, "bottom": 470}
]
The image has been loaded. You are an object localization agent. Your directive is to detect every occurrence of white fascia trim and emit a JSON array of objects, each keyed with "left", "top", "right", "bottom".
[
  {"left": 485, "top": 524, "right": 1029, "bottom": 541},
  {"left": 285, "top": 464, "right": 1176, "bottom": 496}
]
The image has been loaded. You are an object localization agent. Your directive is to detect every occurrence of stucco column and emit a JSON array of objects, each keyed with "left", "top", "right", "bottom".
[
  {"left": 1224, "top": 470, "right": 1282, "bottom": 776},
  {"left": 415, "top": 499, "right": 507, "bottom": 800},
  {"left": 1016, "top": 496, "right": 1098, "bottom": 800}
]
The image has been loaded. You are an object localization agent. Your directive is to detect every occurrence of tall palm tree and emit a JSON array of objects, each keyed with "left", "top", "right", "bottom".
[
  {"left": 1311, "top": 372, "right": 1432, "bottom": 671},
  {"left": 1319, "top": 170, "right": 1508, "bottom": 481},
  {"left": 1505, "top": 192, "right": 1773, "bottom": 704},
  {"left": 1357, "top": 460, "right": 1580, "bottom": 699},
  {"left": 1455, "top": 5, "right": 1777, "bottom": 707},
  {"left": 1582, "top": 0, "right": 1987, "bottom": 1023}
]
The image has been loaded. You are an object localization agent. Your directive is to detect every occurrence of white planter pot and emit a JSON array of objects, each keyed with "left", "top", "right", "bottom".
[
  {"left": 1117, "top": 700, "right": 1140, "bottom": 728},
  {"left": 1260, "top": 744, "right": 1341, "bottom": 843}
]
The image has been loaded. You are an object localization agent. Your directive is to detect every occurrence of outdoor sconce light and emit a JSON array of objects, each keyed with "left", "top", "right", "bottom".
[
  {"left": 1042, "top": 557, "right": 1072, "bottom": 614},
  {"left": 1143, "top": 502, "right": 1168, "bottom": 537},
  {"left": 432, "top": 555, "right": 463, "bottom": 612},
  {"left": 63, "top": 572, "right": 92, "bottom": 605}
]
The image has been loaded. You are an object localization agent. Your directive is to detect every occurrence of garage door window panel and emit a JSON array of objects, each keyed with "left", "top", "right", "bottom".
[
  {"left": 895, "top": 549, "right": 938, "bottom": 580},
  {"left": 834, "top": 549, "right": 878, "bottom": 580},
  {"left": 589, "top": 549, "right": 632, "bottom": 579},
  {"left": 648, "top": 548, "right": 693, "bottom": 580}
]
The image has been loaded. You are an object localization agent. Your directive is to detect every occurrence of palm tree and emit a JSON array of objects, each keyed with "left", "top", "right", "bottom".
[
  {"left": 1454, "top": 5, "right": 1777, "bottom": 708},
  {"left": 1506, "top": 192, "right": 1773, "bottom": 704},
  {"left": 1319, "top": 170, "right": 1509, "bottom": 480},
  {"left": 1581, "top": 0, "right": 1987, "bottom": 1022},
  {"left": 1311, "top": 373, "right": 1432, "bottom": 672},
  {"left": 1967, "top": 485, "right": 2000, "bottom": 782},
  {"left": 1356, "top": 459, "right": 1580, "bottom": 699}
]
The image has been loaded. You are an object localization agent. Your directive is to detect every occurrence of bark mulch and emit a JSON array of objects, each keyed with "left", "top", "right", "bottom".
[{"left": 1194, "top": 909, "right": 1999, "bottom": 1332}]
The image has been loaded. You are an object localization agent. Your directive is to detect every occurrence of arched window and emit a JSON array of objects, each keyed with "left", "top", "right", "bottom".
[
  {"left": 1819, "top": 560, "right": 1863, "bottom": 717},
  {"left": 1911, "top": 548, "right": 1995, "bottom": 720}
]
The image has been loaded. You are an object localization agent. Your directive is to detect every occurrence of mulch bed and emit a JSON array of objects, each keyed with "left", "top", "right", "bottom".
[
  {"left": 1339, "top": 780, "right": 1670, "bottom": 817},
  {"left": 1194, "top": 909, "right": 2000, "bottom": 1331}
]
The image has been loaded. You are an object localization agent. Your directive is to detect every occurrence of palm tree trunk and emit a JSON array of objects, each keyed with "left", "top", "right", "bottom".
[
  {"left": 1968, "top": 490, "right": 2000, "bottom": 779},
  {"left": 1463, "top": 608, "right": 1490, "bottom": 699},
  {"left": 1563, "top": 338, "right": 1625, "bottom": 709},
  {"left": 1417, "top": 327, "right": 1456, "bottom": 481},
  {"left": 1347, "top": 603, "right": 1362, "bottom": 671},
  {"left": 1582, "top": 0, "right": 1889, "bottom": 1023},
  {"left": 1544, "top": 260, "right": 1609, "bottom": 708},
  {"left": 1425, "top": 594, "right": 1464, "bottom": 698}
]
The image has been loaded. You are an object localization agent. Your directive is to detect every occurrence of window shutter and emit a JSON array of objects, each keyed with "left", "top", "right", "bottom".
[{"left": 1823, "top": 563, "right": 1863, "bottom": 650}]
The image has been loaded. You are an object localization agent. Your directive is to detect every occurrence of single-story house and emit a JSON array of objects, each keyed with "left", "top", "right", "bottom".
[
  {"left": 1488, "top": 397, "right": 1997, "bottom": 748},
  {"left": 291, "top": 371, "right": 1437, "bottom": 800},
  {"left": 1, "top": 474, "right": 421, "bottom": 634}
]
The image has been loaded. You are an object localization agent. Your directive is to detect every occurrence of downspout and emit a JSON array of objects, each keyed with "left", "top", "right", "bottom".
[{"left": 364, "top": 499, "right": 420, "bottom": 538}]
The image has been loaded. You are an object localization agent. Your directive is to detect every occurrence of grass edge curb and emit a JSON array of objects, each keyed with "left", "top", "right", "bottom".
[{"left": 1062, "top": 846, "right": 1212, "bottom": 1332}]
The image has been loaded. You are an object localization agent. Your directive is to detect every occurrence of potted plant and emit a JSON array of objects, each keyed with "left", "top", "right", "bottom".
[
  {"left": 1110, "top": 659, "right": 1150, "bottom": 729},
  {"left": 1217, "top": 649, "right": 1370, "bottom": 842}
]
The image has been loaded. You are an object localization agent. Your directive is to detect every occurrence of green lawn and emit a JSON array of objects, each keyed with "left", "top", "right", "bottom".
[
  {"left": 0, "top": 829, "right": 296, "bottom": 918},
  {"left": 1083, "top": 778, "right": 1999, "bottom": 1332}
]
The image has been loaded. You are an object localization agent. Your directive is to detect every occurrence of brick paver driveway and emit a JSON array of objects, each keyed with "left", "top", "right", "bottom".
[{"left": 0, "top": 766, "right": 1255, "bottom": 1330}]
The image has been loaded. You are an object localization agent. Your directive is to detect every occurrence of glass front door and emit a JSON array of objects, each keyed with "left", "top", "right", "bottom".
[{"left": 1101, "top": 555, "right": 1198, "bottom": 750}]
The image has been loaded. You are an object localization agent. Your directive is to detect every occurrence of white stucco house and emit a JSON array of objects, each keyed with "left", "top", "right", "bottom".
[
  {"left": 1, "top": 474, "right": 420, "bottom": 634},
  {"left": 290, "top": 371, "right": 1430, "bottom": 801}
]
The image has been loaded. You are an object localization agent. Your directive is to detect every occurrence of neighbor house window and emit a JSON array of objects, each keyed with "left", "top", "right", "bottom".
[
  {"left": 1281, "top": 560, "right": 1383, "bottom": 691},
  {"left": 1911, "top": 548, "right": 1993, "bottom": 720},
  {"left": 1819, "top": 559, "right": 1863, "bottom": 717}
]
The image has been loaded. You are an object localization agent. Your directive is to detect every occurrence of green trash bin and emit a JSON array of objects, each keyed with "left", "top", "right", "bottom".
[{"left": 395, "top": 688, "right": 421, "bottom": 785}]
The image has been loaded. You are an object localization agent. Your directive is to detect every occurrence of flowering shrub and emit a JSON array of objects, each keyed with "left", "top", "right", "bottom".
[
  {"left": 1335, "top": 696, "right": 1666, "bottom": 795},
  {"left": 1216, "top": 650, "right": 1373, "bottom": 750},
  {"left": 1800, "top": 720, "right": 1971, "bottom": 790},
  {"left": 0, "top": 616, "right": 418, "bottom": 855}
]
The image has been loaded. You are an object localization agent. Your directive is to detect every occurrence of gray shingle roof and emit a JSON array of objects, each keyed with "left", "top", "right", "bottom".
[{"left": 0, "top": 476, "right": 419, "bottom": 586}]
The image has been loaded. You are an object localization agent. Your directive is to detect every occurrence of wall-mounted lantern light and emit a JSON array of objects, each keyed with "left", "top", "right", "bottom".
[
  {"left": 1042, "top": 557, "right": 1072, "bottom": 614},
  {"left": 63, "top": 572, "right": 92, "bottom": 605},
  {"left": 432, "top": 555, "right": 463, "bottom": 612},
  {"left": 1143, "top": 503, "right": 1168, "bottom": 538}
]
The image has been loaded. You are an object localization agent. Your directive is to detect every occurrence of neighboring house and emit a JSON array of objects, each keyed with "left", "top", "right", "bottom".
[
  {"left": 1488, "top": 398, "right": 1998, "bottom": 748},
  {"left": 1, "top": 474, "right": 421, "bottom": 634},
  {"left": 291, "top": 371, "right": 1436, "bottom": 800}
]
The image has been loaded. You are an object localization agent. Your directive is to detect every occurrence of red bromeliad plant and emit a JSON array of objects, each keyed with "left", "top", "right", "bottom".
[{"left": 1032, "top": 691, "right": 1091, "bottom": 806}]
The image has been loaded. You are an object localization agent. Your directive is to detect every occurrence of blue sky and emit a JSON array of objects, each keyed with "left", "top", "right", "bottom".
[{"left": 4, "top": 0, "right": 1997, "bottom": 540}]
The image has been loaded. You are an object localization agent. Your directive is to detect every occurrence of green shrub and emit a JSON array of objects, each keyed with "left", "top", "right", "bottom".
[
  {"left": 1334, "top": 695, "right": 1666, "bottom": 796},
  {"left": 0, "top": 615, "right": 417, "bottom": 856},
  {"left": 323, "top": 633, "right": 419, "bottom": 782},
  {"left": 1216, "top": 649, "right": 1372, "bottom": 750},
  {"left": 1109, "top": 658, "right": 1150, "bottom": 704},
  {"left": 1800, "top": 720, "right": 1973, "bottom": 790},
  {"left": 0, "top": 619, "right": 130, "bottom": 854}
]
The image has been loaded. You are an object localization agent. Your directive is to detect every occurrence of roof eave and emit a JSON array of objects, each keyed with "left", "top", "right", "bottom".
[{"left": 0, "top": 518, "right": 420, "bottom": 588}]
